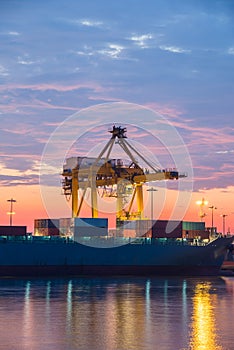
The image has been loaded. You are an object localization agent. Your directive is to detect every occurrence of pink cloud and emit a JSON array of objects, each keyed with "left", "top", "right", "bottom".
[{"left": 0, "top": 82, "right": 105, "bottom": 93}]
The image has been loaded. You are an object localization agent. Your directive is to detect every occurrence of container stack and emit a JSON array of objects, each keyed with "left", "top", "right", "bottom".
[
  {"left": 34, "top": 219, "right": 60, "bottom": 236},
  {"left": 59, "top": 218, "right": 73, "bottom": 237},
  {"left": 182, "top": 221, "right": 208, "bottom": 239},
  {"left": 136, "top": 220, "right": 152, "bottom": 237},
  {"left": 0, "top": 226, "right": 27, "bottom": 236},
  {"left": 59, "top": 217, "right": 108, "bottom": 238},
  {"left": 117, "top": 219, "right": 182, "bottom": 238},
  {"left": 116, "top": 220, "right": 137, "bottom": 237},
  {"left": 152, "top": 220, "right": 183, "bottom": 238}
]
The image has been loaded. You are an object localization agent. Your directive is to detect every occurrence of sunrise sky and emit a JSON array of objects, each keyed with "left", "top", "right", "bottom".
[{"left": 1, "top": 0, "right": 234, "bottom": 233}]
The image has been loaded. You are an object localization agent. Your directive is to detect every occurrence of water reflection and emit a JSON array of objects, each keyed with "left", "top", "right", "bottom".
[
  {"left": 23, "top": 281, "right": 31, "bottom": 338},
  {"left": 66, "top": 279, "right": 72, "bottom": 332},
  {"left": 189, "top": 282, "right": 222, "bottom": 350},
  {"left": 0, "top": 277, "right": 232, "bottom": 350}
]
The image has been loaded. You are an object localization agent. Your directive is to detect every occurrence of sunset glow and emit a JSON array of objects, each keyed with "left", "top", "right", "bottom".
[{"left": 0, "top": 1, "right": 233, "bottom": 234}]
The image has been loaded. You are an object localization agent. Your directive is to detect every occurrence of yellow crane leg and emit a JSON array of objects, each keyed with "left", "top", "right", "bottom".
[
  {"left": 91, "top": 174, "right": 98, "bottom": 218},
  {"left": 136, "top": 184, "right": 143, "bottom": 219},
  {"left": 116, "top": 196, "right": 123, "bottom": 220},
  {"left": 77, "top": 187, "right": 87, "bottom": 217},
  {"left": 116, "top": 181, "right": 127, "bottom": 220},
  {"left": 127, "top": 186, "right": 137, "bottom": 217},
  {"left": 72, "top": 170, "right": 78, "bottom": 218}
]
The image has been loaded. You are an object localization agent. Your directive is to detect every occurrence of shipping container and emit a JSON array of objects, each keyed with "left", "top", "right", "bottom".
[
  {"left": 74, "top": 226, "right": 108, "bottom": 238},
  {"left": 0, "top": 226, "right": 27, "bottom": 236},
  {"left": 59, "top": 218, "right": 73, "bottom": 227},
  {"left": 73, "top": 217, "right": 108, "bottom": 228},
  {"left": 182, "top": 229, "right": 209, "bottom": 240},
  {"left": 182, "top": 221, "right": 205, "bottom": 231},
  {"left": 136, "top": 220, "right": 152, "bottom": 236},
  {"left": 151, "top": 220, "right": 182, "bottom": 238},
  {"left": 34, "top": 219, "right": 59, "bottom": 229},
  {"left": 117, "top": 220, "right": 182, "bottom": 238},
  {"left": 114, "top": 227, "right": 137, "bottom": 238},
  {"left": 60, "top": 217, "right": 108, "bottom": 229},
  {"left": 116, "top": 220, "right": 136, "bottom": 229},
  {"left": 59, "top": 217, "right": 108, "bottom": 238},
  {"left": 59, "top": 227, "right": 73, "bottom": 236},
  {"left": 182, "top": 221, "right": 208, "bottom": 239},
  {"left": 34, "top": 227, "right": 59, "bottom": 236}
]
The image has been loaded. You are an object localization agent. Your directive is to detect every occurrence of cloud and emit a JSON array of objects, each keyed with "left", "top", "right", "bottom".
[
  {"left": 8, "top": 31, "right": 20, "bottom": 36},
  {"left": 98, "top": 44, "right": 125, "bottom": 59},
  {"left": 17, "top": 56, "right": 40, "bottom": 65},
  {"left": 78, "top": 19, "right": 103, "bottom": 27},
  {"left": 74, "top": 46, "right": 94, "bottom": 57},
  {"left": 0, "top": 31, "right": 21, "bottom": 36},
  {"left": 73, "top": 43, "right": 134, "bottom": 61},
  {"left": 128, "top": 33, "right": 154, "bottom": 48},
  {"left": 0, "top": 64, "right": 9, "bottom": 76},
  {"left": 0, "top": 1, "right": 233, "bottom": 197},
  {"left": 0, "top": 157, "right": 41, "bottom": 187},
  {"left": 146, "top": 102, "right": 185, "bottom": 120},
  {"left": 0, "top": 175, "right": 38, "bottom": 186},
  {"left": 215, "top": 149, "right": 234, "bottom": 154},
  {"left": 0, "top": 99, "right": 77, "bottom": 115},
  {"left": 227, "top": 47, "right": 234, "bottom": 55},
  {"left": 159, "top": 45, "right": 191, "bottom": 54},
  {"left": 220, "top": 188, "right": 234, "bottom": 193},
  {"left": 0, "top": 81, "right": 118, "bottom": 116},
  {"left": 59, "top": 17, "right": 104, "bottom": 28},
  {"left": 0, "top": 82, "right": 105, "bottom": 93}
]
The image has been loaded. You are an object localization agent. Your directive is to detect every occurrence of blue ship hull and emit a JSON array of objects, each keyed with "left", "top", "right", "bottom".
[{"left": 0, "top": 236, "right": 232, "bottom": 277}]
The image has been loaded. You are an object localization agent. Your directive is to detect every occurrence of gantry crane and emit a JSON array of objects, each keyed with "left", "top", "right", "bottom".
[{"left": 62, "top": 126, "right": 186, "bottom": 220}]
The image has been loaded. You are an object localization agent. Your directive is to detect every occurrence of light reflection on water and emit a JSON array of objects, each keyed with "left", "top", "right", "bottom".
[
  {"left": 0, "top": 277, "right": 234, "bottom": 350},
  {"left": 189, "top": 282, "right": 222, "bottom": 350}
]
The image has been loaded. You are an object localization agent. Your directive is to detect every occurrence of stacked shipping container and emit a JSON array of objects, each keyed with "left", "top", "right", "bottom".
[
  {"left": 33, "top": 217, "right": 210, "bottom": 240},
  {"left": 182, "top": 221, "right": 209, "bottom": 239},
  {"left": 59, "top": 217, "right": 108, "bottom": 238},
  {"left": 152, "top": 220, "right": 183, "bottom": 238},
  {"left": 117, "top": 220, "right": 182, "bottom": 238},
  {"left": 117, "top": 220, "right": 208, "bottom": 239},
  {"left": 0, "top": 226, "right": 27, "bottom": 236},
  {"left": 34, "top": 219, "right": 60, "bottom": 236}
]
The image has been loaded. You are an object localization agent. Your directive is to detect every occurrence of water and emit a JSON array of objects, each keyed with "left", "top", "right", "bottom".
[{"left": 0, "top": 276, "right": 234, "bottom": 350}]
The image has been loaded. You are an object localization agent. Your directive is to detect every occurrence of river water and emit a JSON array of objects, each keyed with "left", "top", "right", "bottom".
[{"left": 0, "top": 276, "right": 234, "bottom": 350}]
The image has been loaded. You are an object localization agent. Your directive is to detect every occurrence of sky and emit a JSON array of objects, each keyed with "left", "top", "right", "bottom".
[{"left": 0, "top": 0, "right": 234, "bottom": 233}]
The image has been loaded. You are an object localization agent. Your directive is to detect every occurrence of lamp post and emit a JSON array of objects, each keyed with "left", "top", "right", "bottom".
[
  {"left": 221, "top": 214, "right": 227, "bottom": 236},
  {"left": 7, "top": 198, "right": 16, "bottom": 226},
  {"left": 147, "top": 187, "right": 157, "bottom": 235},
  {"left": 147, "top": 187, "right": 158, "bottom": 221},
  {"left": 196, "top": 198, "right": 208, "bottom": 222},
  {"left": 209, "top": 205, "right": 217, "bottom": 234}
]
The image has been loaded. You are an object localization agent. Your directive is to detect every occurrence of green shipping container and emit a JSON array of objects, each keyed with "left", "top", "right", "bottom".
[{"left": 182, "top": 221, "right": 205, "bottom": 231}]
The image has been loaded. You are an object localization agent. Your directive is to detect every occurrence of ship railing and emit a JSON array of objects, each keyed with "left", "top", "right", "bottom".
[
  {"left": 0, "top": 235, "right": 211, "bottom": 246},
  {"left": 71, "top": 237, "right": 208, "bottom": 246},
  {"left": 0, "top": 235, "right": 73, "bottom": 243}
]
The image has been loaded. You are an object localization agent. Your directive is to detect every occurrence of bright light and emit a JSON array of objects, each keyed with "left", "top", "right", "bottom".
[{"left": 196, "top": 199, "right": 208, "bottom": 206}]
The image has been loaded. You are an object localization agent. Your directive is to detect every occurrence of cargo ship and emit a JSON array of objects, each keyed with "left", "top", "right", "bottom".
[
  {"left": 0, "top": 232, "right": 233, "bottom": 277},
  {"left": 1, "top": 126, "right": 232, "bottom": 277}
]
